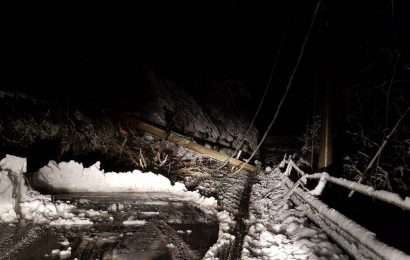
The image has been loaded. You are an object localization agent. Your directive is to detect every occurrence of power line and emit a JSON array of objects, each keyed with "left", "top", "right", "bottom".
[
  {"left": 233, "top": 0, "right": 322, "bottom": 174},
  {"left": 217, "top": 3, "right": 294, "bottom": 170}
]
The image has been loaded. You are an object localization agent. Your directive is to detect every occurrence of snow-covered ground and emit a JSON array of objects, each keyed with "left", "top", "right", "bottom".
[
  {"left": 0, "top": 154, "right": 360, "bottom": 259},
  {"left": 189, "top": 168, "right": 250, "bottom": 260},
  {"left": 241, "top": 171, "right": 348, "bottom": 260},
  {"left": 203, "top": 210, "right": 236, "bottom": 259}
]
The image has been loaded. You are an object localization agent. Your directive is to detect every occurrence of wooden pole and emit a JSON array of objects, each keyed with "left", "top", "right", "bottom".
[
  {"left": 318, "top": 24, "right": 333, "bottom": 170},
  {"left": 120, "top": 116, "right": 256, "bottom": 172},
  {"left": 318, "top": 82, "right": 333, "bottom": 169}
]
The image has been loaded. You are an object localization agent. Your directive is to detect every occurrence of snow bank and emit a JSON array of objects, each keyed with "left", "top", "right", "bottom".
[
  {"left": 34, "top": 160, "right": 217, "bottom": 214},
  {"left": 0, "top": 155, "right": 91, "bottom": 224},
  {"left": 0, "top": 154, "right": 27, "bottom": 173},
  {"left": 0, "top": 155, "right": 27, "bottom": 221}
]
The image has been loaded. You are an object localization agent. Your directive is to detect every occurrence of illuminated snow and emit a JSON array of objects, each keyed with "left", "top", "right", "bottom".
[
  {"left": 241, "top": 171, "right": 348, "bottom": 260},
  {"left": 34, "top": 160, "right": 217, "bottom": 214},
  {"left": 0, "top": 155, "right": 97, "bottom": 225},
  {"left": 122, "top": 219, "right": 147, "bottom": 226},
  {"left": 0, "top": 155, "right": 75, "bottom": 223},
  {"left": 203, "top": 210, "right": 236, "bottom": 259}
]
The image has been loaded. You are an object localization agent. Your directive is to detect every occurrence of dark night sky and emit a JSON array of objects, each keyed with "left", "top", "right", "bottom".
[{"left": 1, "top": 0, "right": 409, "bottom": 133}]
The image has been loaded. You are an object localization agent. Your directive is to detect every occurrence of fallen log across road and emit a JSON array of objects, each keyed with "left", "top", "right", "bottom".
[{"left": 119, "top": 115, "right": 256, "bottom": 172}]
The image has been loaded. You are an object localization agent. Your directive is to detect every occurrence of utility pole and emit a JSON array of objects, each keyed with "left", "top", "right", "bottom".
[
  {"left": 318, "top": 20, "right": 333, "bottom": 171},
  {"left": 318, "top": 77, "right": 333, "bottom": 170}
]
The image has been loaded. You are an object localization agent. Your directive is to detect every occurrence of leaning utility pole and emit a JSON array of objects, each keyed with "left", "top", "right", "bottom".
[{"left": 119, "top": 115, "right": 256, "bottom": 172}]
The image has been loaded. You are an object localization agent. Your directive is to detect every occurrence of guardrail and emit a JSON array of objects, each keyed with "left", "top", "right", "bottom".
[
  {"left": 276, "top": 155, "right": 410, "bottom": 260},
  {"left": 280, "top": 156, "right": 410, "bottom": 211}
]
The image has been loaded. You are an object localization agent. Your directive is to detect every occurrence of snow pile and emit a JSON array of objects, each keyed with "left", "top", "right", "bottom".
[
  {"left": 241, "top": 171, "right": 348, "bottom": 260},
  {"left": 34, "top": 160, "right": 217, "bottom": 214},
  {"left": 0, "top": 155, "right": 28, "bottom": 221},
  {"left": 203, "top": 210, "right": 236, "bottom": 260},
  {"left": 0, "top": 155, "right": 91, "bottom": 224}
]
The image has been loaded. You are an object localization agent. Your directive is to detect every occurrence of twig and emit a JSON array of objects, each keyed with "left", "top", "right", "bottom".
[
  {"left": 139, "top": 148, "right": 147, "bottom": 168},
  {"left": 159, "top": 154, "right": 169, "bottom": 167},
  {"left": 125, "top": 152, "right": 139, "bottom": 167}
]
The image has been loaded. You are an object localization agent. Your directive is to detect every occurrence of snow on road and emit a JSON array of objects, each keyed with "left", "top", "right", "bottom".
[
  {"left": 1, "top": 155, "right": 217, "bottom": 226},
  {"left": 242, "top": 171, "right": 348, "bottom": 260},
  {"left": 0, "top": 155, "right": 219, "bottom": 259},
  {"left": 34, "top": 160, "right": 217, "bottom": 214},
  {"left": 0, "top": 154, "right": 353, "bottom": 259}
]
